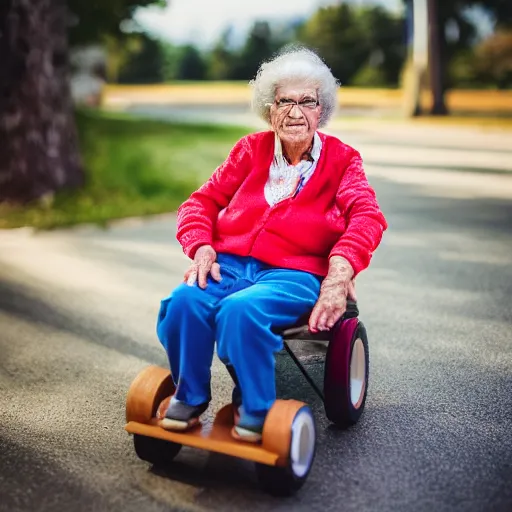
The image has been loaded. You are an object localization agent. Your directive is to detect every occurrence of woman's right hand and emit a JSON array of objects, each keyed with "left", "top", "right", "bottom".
[{"left": 184, "top": 245, "right": 222, "bottom": 289}]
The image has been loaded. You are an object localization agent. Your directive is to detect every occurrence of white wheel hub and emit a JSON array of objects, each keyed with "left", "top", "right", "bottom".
[
  {"left": 290, "top": 408, "right": 315, "bottom": 478},
  {"left": 350, "top": 337, "right": 366, "bottom": 408}
]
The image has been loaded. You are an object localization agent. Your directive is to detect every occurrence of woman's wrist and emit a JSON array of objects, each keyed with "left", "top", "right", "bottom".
[{"left": 326, "top": 256, "right": 354, "bottom": 284}]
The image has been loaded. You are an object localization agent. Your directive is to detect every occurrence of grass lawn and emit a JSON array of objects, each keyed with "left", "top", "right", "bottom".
[{"left": 0, "top": 109, "right": 251, "bottom": 230}]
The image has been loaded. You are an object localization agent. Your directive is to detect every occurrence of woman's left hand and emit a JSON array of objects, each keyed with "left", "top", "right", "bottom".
[{"left": 309, "top": 257, "right": 356, "bottom": 333}]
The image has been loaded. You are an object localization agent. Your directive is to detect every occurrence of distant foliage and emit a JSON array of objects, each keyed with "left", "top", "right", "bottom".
[
  {"left": 176, "top": 45, "right": 207, "bottom": 80},
  {"left": 229, "top": 21, "right": 281, "bottom": 80},
  {"left": 105, "top": 1, "right": 512, "bottom": 89},
  {"left": 68, "top": 0, "right": 166, "bottom": 45},
  {"left": 117, "top": 33, "right": 165, "bottom": 83},
  {"left": 297, "top": 5, "right": 406, "bottom": 86},
  {"left": 207, "top": 28, "right": 236, "bottom": 80},
  {"left": 112, "top": 6, "right": 407, "bottom": 87},
  {"left": 475, "top": 30, "right": 512, "bottom": 89},
  {"left": 404, "top": 0, "right": 512, "bottom": 91}
]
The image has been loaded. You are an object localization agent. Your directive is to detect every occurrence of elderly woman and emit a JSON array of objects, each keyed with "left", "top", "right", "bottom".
[{"left": 156, "top": 48, "right": 387, "bottom": 443}]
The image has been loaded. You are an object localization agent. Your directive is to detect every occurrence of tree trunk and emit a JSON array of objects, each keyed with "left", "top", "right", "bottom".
[
  {"left": 427, "top": 0, "right": 448, "bottom": 115},
  {"left": 0, "top": 0, "right": 83, "bottom": 205}
]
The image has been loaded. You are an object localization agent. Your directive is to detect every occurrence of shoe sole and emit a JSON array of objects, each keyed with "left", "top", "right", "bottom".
[
  {"left": 231, "top": 426, "right": 262, "bottom": 443},
  {"left": 158, "top": 416, "right": 200, "bottom": 431}
]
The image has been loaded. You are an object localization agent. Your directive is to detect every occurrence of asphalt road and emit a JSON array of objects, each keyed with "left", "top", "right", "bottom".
[{"left": 1, "top": 112, "right": 511, "bottom": 512}]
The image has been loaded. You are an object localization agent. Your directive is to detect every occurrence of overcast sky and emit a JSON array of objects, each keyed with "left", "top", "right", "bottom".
[{"left": 135, "top": 0, "right": 402, "bottom": 49}]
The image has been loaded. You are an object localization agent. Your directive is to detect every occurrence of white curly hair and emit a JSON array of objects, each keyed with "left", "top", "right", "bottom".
[{"left": 250, "top": 46, "right": 339, "bottom": 128}]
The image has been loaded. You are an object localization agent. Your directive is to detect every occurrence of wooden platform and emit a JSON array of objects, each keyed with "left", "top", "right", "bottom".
[{"left": 125, "top": 404, "right": 281, "bottom": 466}]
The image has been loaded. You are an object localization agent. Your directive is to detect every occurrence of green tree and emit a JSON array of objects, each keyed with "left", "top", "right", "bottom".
[
  {"left": 232, "top": 21, "right": 280, "bottom": 80},
  {"left": 207, "top": 28, "right": 235, "bottom": 80},
  {"left": 177, "top": 45, "right": 207, "bottom": 80},
  {"left": 118, "top": 33, "right": 165, "bottom": 84},
  {"left": 297, "top": 4, "right": 365, "bottom": 85},
  {"left": 103, "top": 34, "right": 142, "bottom": 83},
  {"left": 448, "top": 50, "right": 479, "bottom": 88},
  {"left": 297, "top": 4, "right": 405, "bottom": 87},
  {"left": 353, "top": 6, "right": 406, "bottom": 86},
  {"left": 68, "top": 0, "right": 165, "bottom": 46},
  {"left": 160, "top": 42, "right": 183, "bottom": 81},
  {"left": 0, "top": 0, "right": 163, "bottom": 204},
  {"left": 474, "top": 29, "right": 512, "bottom": 89}
]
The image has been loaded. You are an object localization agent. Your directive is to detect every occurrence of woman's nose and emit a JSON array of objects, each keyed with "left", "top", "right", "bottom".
[{"left": 288, "top": 104, "right": 303, "bottom": 118}]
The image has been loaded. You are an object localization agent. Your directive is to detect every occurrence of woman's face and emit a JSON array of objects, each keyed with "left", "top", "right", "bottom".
[{"left": 269, "top": 81, "right": 322, "bottom": 146}]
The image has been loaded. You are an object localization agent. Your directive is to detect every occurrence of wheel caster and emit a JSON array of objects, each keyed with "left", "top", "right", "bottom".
[
  {"left": 126, "top": 365, "right": 176, "bottom": 423},
  {"left": 324, "top": 319, "right": 369, "bottom": 427},
  {"left": 256, "top": 400, "right": 316, "bottom": 496},
  {"left": 126, "top": 366, "right": 182, "bottom": 465}
]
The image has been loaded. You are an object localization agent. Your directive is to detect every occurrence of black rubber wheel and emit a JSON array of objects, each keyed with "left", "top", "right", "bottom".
[
  {"left": 255, "top": 406, "right": 316, "bottom": 496},
  {"left": 324, "top": 320, "right": 369, "bottom": 428},
  {"left": 133, "top": 434, "right": 182, "bottom": 466},
  {"left": 255, "top": 463, "right": 307, "bottom": 497}
]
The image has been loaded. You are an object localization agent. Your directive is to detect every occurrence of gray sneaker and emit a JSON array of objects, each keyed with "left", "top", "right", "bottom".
[{"left": 157, "top": 396, "right": 208, "bottom": 431}]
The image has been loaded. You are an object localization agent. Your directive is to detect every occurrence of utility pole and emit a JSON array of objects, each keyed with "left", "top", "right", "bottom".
[
  {"left": 403, "top": 0, "right": 428, "bottom": 117},
  {"left": 427, "top": 0, "right": 448, "bottom": 115}
]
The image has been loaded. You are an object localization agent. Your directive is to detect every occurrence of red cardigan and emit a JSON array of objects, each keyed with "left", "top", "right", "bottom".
[{"left": 176, "top": 131, "right": 387, "bottom": 277}]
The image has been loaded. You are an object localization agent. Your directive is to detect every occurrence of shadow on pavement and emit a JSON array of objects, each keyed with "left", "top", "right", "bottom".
[{"left": 0, "top": 274, "right": 167, "bottom": 367}]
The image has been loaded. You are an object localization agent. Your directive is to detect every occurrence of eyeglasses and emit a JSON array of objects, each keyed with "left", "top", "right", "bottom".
[{"left": 266, "top": 98, "right": 320, "bottom": 111}]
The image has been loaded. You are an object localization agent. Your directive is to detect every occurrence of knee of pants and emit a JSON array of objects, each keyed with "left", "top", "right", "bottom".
[
  {"left": 156, "top": 284, "right": 204, "bottom": 342},
  {"left": 216, "top": 295, "right": 263, "bottom": 360}
]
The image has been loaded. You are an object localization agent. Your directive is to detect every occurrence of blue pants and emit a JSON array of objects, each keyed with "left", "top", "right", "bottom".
[{"left": 156, "top": 253, "right": 321, "bottom": 427}]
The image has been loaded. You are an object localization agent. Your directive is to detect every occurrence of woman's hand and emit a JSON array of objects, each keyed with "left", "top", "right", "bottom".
[
  {"left": 184, "top": 245, "right": 222, "bottom": 289},
  {"left": 309, "top": 256, "right": 356, "bottom": 333}
]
